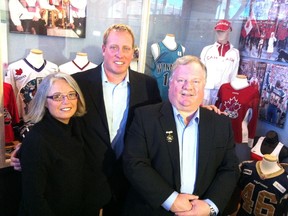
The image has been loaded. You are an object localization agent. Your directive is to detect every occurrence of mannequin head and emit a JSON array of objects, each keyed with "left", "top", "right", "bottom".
[
  {"left": 214, "top": 20, "right": 232, "bottom": 44},
  {"left": 263, "top": 130, "right": 279, "bottom": 145}
]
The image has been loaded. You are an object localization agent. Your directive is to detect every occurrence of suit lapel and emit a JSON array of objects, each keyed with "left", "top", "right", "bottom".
[
  {"left": 159, "top": 102, "right": 181, "bottom": 191},
  {"left": 129, "top": 69, "right": 141, "bottom": 107},
  {"left": 86, "top": 64, "right": 109, "bottom": 131},
  {"left": 194, "top": 108, "right": 213, "bottom": 194}
]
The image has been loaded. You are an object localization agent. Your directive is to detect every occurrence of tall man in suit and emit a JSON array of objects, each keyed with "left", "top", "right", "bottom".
[
  {"left": 71, "top": 24, "right": 162, "bottom": 215},
  {"left": 123, "top": 55, "right": 240, "bottom": 216}
]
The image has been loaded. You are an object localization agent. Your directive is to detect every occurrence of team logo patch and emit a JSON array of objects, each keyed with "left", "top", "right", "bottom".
[
  {"left": 223, "top": 96, "right": 241, "bottom": 119},
  {"left": 15, "top": 68, "right": 23, "bottom": 75},
  {"left": 273, "top": 181, "right": 286, "bottom": 193},
  {"left": 243, "top": 168, "right": 252, "bottom": 175}
]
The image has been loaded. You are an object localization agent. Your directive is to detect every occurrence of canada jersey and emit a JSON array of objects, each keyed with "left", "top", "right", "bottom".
[
  {"left": 237, "top": 161, "right": 288, "bottom": 216},
  {"left": 5, "top": 58, "right": 58, "bottom": 121},
  {"left": 251, "top": 137, "right": 284, "bottom": 161},
  {"left": 152, "top": 42, "right": 183, "bottom": 101},
  {"left": 4, "top": 82, "right": 20, "bottom": 143},
  {"left": 59, "top": 61, "right": 97, "bottom": 74},
  {"left": 200, "top": 42, "right": 240, "bottom": 90},
  {"left": 215, "top": 83, "right": 259, "bottom": 143}
]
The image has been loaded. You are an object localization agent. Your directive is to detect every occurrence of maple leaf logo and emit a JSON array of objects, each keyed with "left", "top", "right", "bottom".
[
  {"left": 223, "top": 96, "right": 241, "bottom": 119},
  {"left": 15, "top": 68, "right": 23, "bottom": 75}
]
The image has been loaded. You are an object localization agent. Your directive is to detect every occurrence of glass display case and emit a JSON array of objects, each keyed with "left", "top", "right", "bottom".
[{"left": 1, "top": 0, "right": 288, "bottom": 168}]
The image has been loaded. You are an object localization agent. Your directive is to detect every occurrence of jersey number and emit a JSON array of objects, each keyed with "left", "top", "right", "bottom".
[
  {"left": 163, "top": 72, "right": 169, "bottom": 87},
  {"left": 242, "top": 183, "right": 277, "bottom": 216}
]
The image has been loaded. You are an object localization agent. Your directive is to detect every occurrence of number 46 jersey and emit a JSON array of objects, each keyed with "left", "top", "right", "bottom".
[{"left": 237, "top": 161, "right": 288, "bottom": 216}]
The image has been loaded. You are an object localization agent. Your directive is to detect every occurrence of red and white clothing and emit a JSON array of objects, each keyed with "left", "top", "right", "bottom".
[
  {"left": 251, "top": 137, "right": 284, "bottom": 161},
  {"left": 69, "top": 0, "right": 87, "bottom": 20},
  {"left": 5, "top": 58, "right": 58, "bottom": 121},
  {"left": 59, "top": 60, "right": 97, "bottom": 75},
  {"left": 9, "top": 0, "right": 41, "bottom": 26},
  {"left": 215, "top": 83, "right": 259, "bottom": 144},
  {"left": 200, "top": 42, "right": 240, "bottom": 105},
  {"left": 4, "top": 82, "right": 20, "bottom": 143}
]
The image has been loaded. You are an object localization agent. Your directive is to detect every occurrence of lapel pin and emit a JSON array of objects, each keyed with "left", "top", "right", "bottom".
[{"left": 166, "top": 131, "right": 174, "bottom": 142}]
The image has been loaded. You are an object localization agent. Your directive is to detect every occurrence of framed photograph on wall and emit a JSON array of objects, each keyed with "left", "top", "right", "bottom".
[
  {"left": 238, "top": 58, "right": 288, "bottom": 129},
  {"left": 8, "top": 0, "right": 87, "bottom": 38},
  {"left": 259, "top": 63, "right": 288, "bottom": 128},
  {"left": 239, "top": 1, "right": 288, "bottom": 61}
]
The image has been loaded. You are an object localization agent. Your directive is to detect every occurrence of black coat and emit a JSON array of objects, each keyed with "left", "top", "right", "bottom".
[{"left": 19, "top": 113, "right": 85, "bottom": 216}]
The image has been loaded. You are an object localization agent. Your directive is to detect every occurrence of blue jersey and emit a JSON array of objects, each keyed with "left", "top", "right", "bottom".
[
  {"left": 152, "top": 42, "right": 183, "bottom": 101},
  {"left": 237, "top": 161, "right": 288, "bottom": 216}
]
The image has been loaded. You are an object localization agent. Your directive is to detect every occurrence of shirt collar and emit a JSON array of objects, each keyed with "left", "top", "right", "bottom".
[
  {"left": 172, "top": 105, "right": 200, "bottom": 125},
  {"left": 101, "top": 63, "right": 130, "bottom": 85}
]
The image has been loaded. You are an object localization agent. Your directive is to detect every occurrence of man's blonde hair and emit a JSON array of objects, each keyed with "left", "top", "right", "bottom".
[{"left": 103, "top": 24, "right": 135, "bottom": 48}]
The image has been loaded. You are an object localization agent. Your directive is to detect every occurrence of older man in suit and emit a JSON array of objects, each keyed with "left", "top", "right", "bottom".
[{"left": 123, "top": 55, "right": 239, "bottom": 216}]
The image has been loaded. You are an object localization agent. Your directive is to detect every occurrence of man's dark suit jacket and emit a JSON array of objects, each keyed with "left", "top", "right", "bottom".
[
  {"left": 123, "top": 102, "right": 240, "bottom": 216},
  {"left": 72, "top": 64, "right": 161, "bottom": 213}
]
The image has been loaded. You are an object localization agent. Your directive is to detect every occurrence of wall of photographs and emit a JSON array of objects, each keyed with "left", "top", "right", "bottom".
[{"left": 238, "top": 0, "right": 288, "bottom": 130}]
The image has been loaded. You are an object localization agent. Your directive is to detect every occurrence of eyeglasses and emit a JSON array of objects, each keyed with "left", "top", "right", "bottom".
[{"left": 47, "top": 92, "right": 78, "bottom": 101}]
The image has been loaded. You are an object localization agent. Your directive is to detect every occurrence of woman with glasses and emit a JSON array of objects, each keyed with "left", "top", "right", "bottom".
[{"left": 18, "top": 72, "right": 87, "bottom": 216}]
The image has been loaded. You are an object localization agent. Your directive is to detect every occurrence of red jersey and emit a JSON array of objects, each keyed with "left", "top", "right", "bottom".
[
  {"left": 4, "top": 82, "right": 20, "bottom": 143},
  {"left": 215, "top": 83, "right": 260, "bottom": 143}
]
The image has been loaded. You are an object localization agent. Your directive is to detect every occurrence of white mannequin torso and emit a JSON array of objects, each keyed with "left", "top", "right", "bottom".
[
  {"left": 230, "top": 75, "right": 249, "bottom": 90},
  {"left": 73, "top": 52, "right": 89, "bottom": 67},
  {"left": 59, "top": 52, "right": 97, "bottom": 75},
  {"left": 25, "top": 49, "right": 45, "bottom": 69},
  {"left": 259, "top": 154, "right": 282, "bottom": 175},
  {"left": 151, "top": 34, "right": 185, "bottom": 59}
]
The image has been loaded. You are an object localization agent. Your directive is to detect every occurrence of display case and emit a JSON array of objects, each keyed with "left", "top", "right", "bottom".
[{"left": 1, "top": 0, "right": 288, "bottom": 169}]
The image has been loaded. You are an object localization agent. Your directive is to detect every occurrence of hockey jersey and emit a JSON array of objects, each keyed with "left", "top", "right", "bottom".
[
  {"left": 59, "top": 60, "right": 97, "bottom": 74},
  {"left": 152, "top": 42, "right": 184, "bottom": 101},
  {"left": 251, "top": 137, "right": 284, "bottom": 161},
  {"left": 4, "top": 82, "right": 20, "bottom": 143},
  {"left": 237, "top": 161, "right": 288, "bottom": 216},
  {"left": 5, "top": 58, "right": 58, "bottom": 121},
  {"left": 215, "top": 83, "right": 260, "bottom": 143}
]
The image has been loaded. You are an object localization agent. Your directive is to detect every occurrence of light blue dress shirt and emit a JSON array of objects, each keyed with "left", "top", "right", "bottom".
[
  {"left": 162, "top": 106, "right": 219, "bottom": 214},
  {"left": 102, "top": 64, "right": 130, "bottom": 158}
]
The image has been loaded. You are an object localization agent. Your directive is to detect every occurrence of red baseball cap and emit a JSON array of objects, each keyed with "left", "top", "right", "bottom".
[{"left": 214, "top": 19, "right": 232, "bottom": 31}]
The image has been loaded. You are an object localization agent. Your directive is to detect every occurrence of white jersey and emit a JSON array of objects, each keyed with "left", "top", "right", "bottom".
[
  {"left": 251, "top": 136, "right": 284, "bottom": 161},
  {"left": 5, "top": 58, "right": 58, "bottom": 121},
  {"left": 59, "top": 61, "right": 97, "bottom": 75},
  {"left": 201, "top": 42, "right": 240, "bottom": 105}
]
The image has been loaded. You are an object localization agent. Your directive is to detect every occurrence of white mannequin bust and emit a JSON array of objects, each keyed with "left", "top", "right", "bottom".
[
  {"left": 25, "top": 49, "right": 45, "bottom": 68},
  {"left": 73, "top": 52, "right": 89, "bottom": 67},
  {"left": 259, "top": 154, "right": 282, "bottom": 175},
  {"left": 162, "top": 34, "right": 177, "bottom": 49},
  {"left": 59, "top": 52, "right": 97, "bottom": 74},
  {"left": 230, "top": 75, "right": 249, "bottom": 90},
  {"left": 151, "top": 34, "right": 185, "bottom": 59}
]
